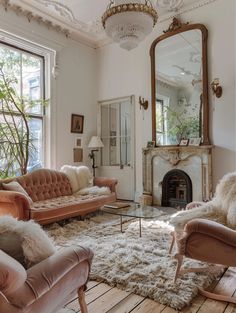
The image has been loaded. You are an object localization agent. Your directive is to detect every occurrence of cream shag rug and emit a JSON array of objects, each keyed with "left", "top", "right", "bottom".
[{"left": 46, "top": 214, "right": 221, "bottom": 310}]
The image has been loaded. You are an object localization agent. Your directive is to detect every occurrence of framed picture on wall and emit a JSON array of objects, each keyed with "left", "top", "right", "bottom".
[
  {"left": 75, "top": 138, "right": 82, "bottom": 147},
  {"left": 71, "top": 114, "right": 84, "bottom": 134}
]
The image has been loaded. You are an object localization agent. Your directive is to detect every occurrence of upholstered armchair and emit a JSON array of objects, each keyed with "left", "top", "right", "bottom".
[
  {"left": 173, "top": 218, "right": 236, "bottom": 304},
  {"left": 0, "top": 245, "right": 93, "bottom": 313}
]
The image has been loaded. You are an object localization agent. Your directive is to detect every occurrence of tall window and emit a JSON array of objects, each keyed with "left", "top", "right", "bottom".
[{"left": 0, "top": 43, "right": 45, "bottom": 176}]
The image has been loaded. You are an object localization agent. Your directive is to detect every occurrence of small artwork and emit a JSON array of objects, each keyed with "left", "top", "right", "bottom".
[
  {"left": 73, "top": 148, "right": 83, "bottom": 162},
  {"left": 189, "top": 137, "right": 201, "bottom": 146},
  {"left": 179, "top": 139, "right": 189, "bottom": 146},
  {"left": 147, "top": 141, "right": 155, "bottom": 148},
  {"left": 71, "top": 114, "right": 84, "bottom": 134},
  {"left": 75, "top": 138, "right": 82, "bottom": 147}
]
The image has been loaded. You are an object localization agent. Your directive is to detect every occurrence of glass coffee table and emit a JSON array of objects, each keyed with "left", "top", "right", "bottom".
[{"left": 101, "top": 204, "right": 176, "bottom": 237}]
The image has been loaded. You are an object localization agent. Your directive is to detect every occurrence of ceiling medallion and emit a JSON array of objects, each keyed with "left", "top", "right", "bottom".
[
  {"left": 102, "top": 0, "right": 158, "bottom": 51},
  {"left": 156, "top": 0, "right": 184, "bottom": 11}
]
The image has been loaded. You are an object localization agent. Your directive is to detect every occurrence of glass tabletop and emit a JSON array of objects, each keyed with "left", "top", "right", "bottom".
[{"left": 101, "top": 204, "right": 177, "bottom": 219}]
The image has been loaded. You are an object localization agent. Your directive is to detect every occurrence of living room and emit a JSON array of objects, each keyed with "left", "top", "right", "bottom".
[{"left": 0, "top": 0, "right": 236, "bottom": 312}]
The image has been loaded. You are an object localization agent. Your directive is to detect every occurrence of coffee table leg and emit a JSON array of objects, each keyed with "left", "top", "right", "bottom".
[
  {"left": 120, "top": 215, "right": 123, "bottom": 233},
  {"left": 139, "top": 218, "right": 142, "bottom": 237}
]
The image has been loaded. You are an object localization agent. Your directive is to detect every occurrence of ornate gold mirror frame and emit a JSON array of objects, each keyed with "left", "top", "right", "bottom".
[{"left": 150, "top": 18, "right": 210, "bottom": 146}]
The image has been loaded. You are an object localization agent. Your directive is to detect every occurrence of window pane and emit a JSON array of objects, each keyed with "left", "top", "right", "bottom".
[
  {"left": 22, "top": 54, "right": 43, "bottom": 114},
  {"left": 101, "top": 105, "right": 109, "bottom": 137},
  {"left": 28, "top": 118, "right": 43, "bottom": 171}
]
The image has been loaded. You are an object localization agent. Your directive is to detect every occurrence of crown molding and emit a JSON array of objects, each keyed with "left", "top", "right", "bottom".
[
  {"left": 157, "top": 0, "right": 219, "bottom": 23},
  {"left": 0, "top": 0, "right": 220, "bottom": 49}
]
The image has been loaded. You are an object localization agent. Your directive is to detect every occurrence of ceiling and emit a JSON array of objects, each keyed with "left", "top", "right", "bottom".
[{"left": 9, "top": 0, "right": 216, "bottom": 47}]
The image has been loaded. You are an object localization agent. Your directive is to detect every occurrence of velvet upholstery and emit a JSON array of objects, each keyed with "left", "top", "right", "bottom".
[
  {"left": 0, "top": 246, "right": 93, "bottom": 313},
  {"left": 177, "top": 218, "right": 236, "bottom": 266},
  {"left": 174, "top": 218, "right": 236, "bottom": 304},
  {"left": 0, "top": 169, "right": 118, "bottom": 224}
]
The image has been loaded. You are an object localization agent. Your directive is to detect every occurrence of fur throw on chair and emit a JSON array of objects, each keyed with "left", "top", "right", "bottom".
[
  {"left": 0, "top": 216, "right": 55, "bottom": 268},
  {"left": 170, "top": 172, "right": 236, "bottom": 230}
]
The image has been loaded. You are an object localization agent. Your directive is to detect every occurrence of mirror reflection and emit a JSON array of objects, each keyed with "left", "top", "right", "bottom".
[{"left": 155, "top": 29, "right": 203, "bottom": 145}]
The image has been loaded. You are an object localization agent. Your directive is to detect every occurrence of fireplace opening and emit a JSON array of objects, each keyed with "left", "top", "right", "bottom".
[{"left": 161, "top": 169, "right": 192, "bottom": 209}]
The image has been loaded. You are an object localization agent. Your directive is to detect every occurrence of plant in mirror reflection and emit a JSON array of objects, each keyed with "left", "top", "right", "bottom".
[{"left": 156, "top": 103, "right": 200, "bottom": 145}]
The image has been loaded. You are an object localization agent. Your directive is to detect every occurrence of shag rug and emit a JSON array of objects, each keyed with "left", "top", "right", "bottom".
[{"left": 46, "top": 214, "right": 221, "bottom": 310}]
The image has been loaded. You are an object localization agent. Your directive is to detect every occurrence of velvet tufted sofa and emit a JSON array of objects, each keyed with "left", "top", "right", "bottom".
[{"left": 0, "top": 169, "right": 117, "bottom": 225}]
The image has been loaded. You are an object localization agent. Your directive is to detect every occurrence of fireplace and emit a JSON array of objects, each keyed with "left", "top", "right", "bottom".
[
  {"left": 142, "top": 146, "right": 213, "bottom": 206},
  {"left": 161, "top": 169, "right": 192, "bottom": 209}
]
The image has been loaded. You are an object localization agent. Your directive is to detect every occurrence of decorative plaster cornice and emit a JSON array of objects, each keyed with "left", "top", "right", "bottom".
[
  {"left": 158, "top": 0, "right": 219, "bottom": 24},
  {"left": 0, "top": 0, "right": 71, "bottom": 37}
]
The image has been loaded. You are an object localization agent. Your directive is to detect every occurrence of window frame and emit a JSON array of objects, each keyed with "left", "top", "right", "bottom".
[{"left": 0, "top": 40, "right": 46, "bottom": 170}]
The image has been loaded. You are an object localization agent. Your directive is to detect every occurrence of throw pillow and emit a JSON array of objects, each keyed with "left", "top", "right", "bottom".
[
  {"left": 0, "top": 216, "right": 56, "bottom": 269},
  {"left": 2, "top": 181, "right": 33, "bottom": 205}
]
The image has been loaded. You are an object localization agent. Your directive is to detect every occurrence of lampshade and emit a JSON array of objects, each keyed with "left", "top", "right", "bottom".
[
  {"left": 102, "top": 0, "right": 158, "bottom": 51},
  {"left": 88, "top": 136, "right": 104, "bottom": 149}
]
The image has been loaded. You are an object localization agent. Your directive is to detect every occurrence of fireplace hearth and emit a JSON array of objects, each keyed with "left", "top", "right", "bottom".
[{"left": 161, "top": 169, "right": 192, "bottom": 209}]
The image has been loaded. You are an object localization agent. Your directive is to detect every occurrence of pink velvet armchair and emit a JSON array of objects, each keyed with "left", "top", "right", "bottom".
[
  {"left": 0, "top": 245, "right": 93, "bottom": 313},
  {"left": 174, "top": 218, "right": 236, "bottom": 304}
]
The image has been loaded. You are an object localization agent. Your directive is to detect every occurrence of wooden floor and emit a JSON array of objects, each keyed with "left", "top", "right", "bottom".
[{"left": 65, "top": 268, "right": 236, "bottom": 313}]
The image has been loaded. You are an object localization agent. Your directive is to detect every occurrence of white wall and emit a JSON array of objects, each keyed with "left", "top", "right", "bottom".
[
  {"left": 97, "top": 0, "right": 236, "bottom": 197},
  {"left": 0, "top": 7, "right": 97, "bottom": 171}
]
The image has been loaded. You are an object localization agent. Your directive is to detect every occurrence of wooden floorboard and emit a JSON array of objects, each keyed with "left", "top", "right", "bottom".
[{"left": 65, "top": 268, "right": 236, "bottom": 313}]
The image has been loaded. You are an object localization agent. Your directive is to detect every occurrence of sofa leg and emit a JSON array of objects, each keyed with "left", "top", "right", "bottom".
[{"left": 78, "top": 286, "right": 88, "bottom": 313}]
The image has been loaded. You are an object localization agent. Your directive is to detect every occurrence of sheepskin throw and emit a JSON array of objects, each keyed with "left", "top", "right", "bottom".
[
  {"left": 46, "top": 214, "right": 221, "bottom": 310},
  {"left": 0, "top": 216, "right": 55, "bottom": 268},
  {"left": 170, "top": 171, "right": 236, "bottom": 230},
  {"left": 76, "top": 186, "right": 111, "bottom": 196},
  {"left": 60, "top": 165, "right": 93, "bottom": 193}
]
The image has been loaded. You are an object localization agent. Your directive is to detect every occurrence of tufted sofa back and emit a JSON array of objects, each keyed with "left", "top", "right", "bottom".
[{"left": 0, "top": 169, "right": 72, "bottom": 202}]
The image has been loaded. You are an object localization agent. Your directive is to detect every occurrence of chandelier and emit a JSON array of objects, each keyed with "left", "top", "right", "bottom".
[{"left": 102, "top": 0, "right": 158, "bottom": 51}]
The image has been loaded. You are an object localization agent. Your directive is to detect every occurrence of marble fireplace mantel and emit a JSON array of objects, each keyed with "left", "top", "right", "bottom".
[{"left": 142, "top": 145, "right": 213, "bottom": 205}]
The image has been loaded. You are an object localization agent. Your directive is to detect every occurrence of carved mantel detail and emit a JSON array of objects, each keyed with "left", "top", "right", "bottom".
[{"left": 142, "top": 146, "right": 213, "bottom": 205}]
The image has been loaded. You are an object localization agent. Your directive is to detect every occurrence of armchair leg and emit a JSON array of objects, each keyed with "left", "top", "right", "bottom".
[
  {"left": 169, "top": 231, "right": 175, "bottom": 254},
  {"left": 78, "top": 286, "right": 88, "bottom": 313},
  {"left": 174, "top": 254, "right": 183, "bottom": 283}
]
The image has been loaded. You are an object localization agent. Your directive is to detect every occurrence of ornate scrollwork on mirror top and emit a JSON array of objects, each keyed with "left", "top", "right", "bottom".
[{"left": 150, "top": 17, "right": 210, "bottom": 147}]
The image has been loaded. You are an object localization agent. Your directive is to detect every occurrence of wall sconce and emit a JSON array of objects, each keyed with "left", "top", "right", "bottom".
[
  {"left": 211, "top": 78, "right": 222, "bottom": 98},
  {"left": 139, "top": 97, "right": 148, "bottom": 110}
]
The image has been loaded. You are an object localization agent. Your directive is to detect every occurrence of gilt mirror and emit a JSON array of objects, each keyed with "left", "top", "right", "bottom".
[{"left": 150, "top": 18, "right": 210, "bottom": 146}]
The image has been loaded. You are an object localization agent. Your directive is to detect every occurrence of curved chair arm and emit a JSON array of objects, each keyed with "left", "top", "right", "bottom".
[
  {"left": 94, "top": 177, "right": 118, "bottom": 193},
  {"left": 174, "top": 218, "right": 236, "bottom": 304},
  {"left": 8, "top": 246, "right": 94, "bottom": 308},
  {"left": 183, "top": 218, "right": 236, "bottom": 247},
  {"left": 0, "top": 190, "right": 30, "bottom": 220}
]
